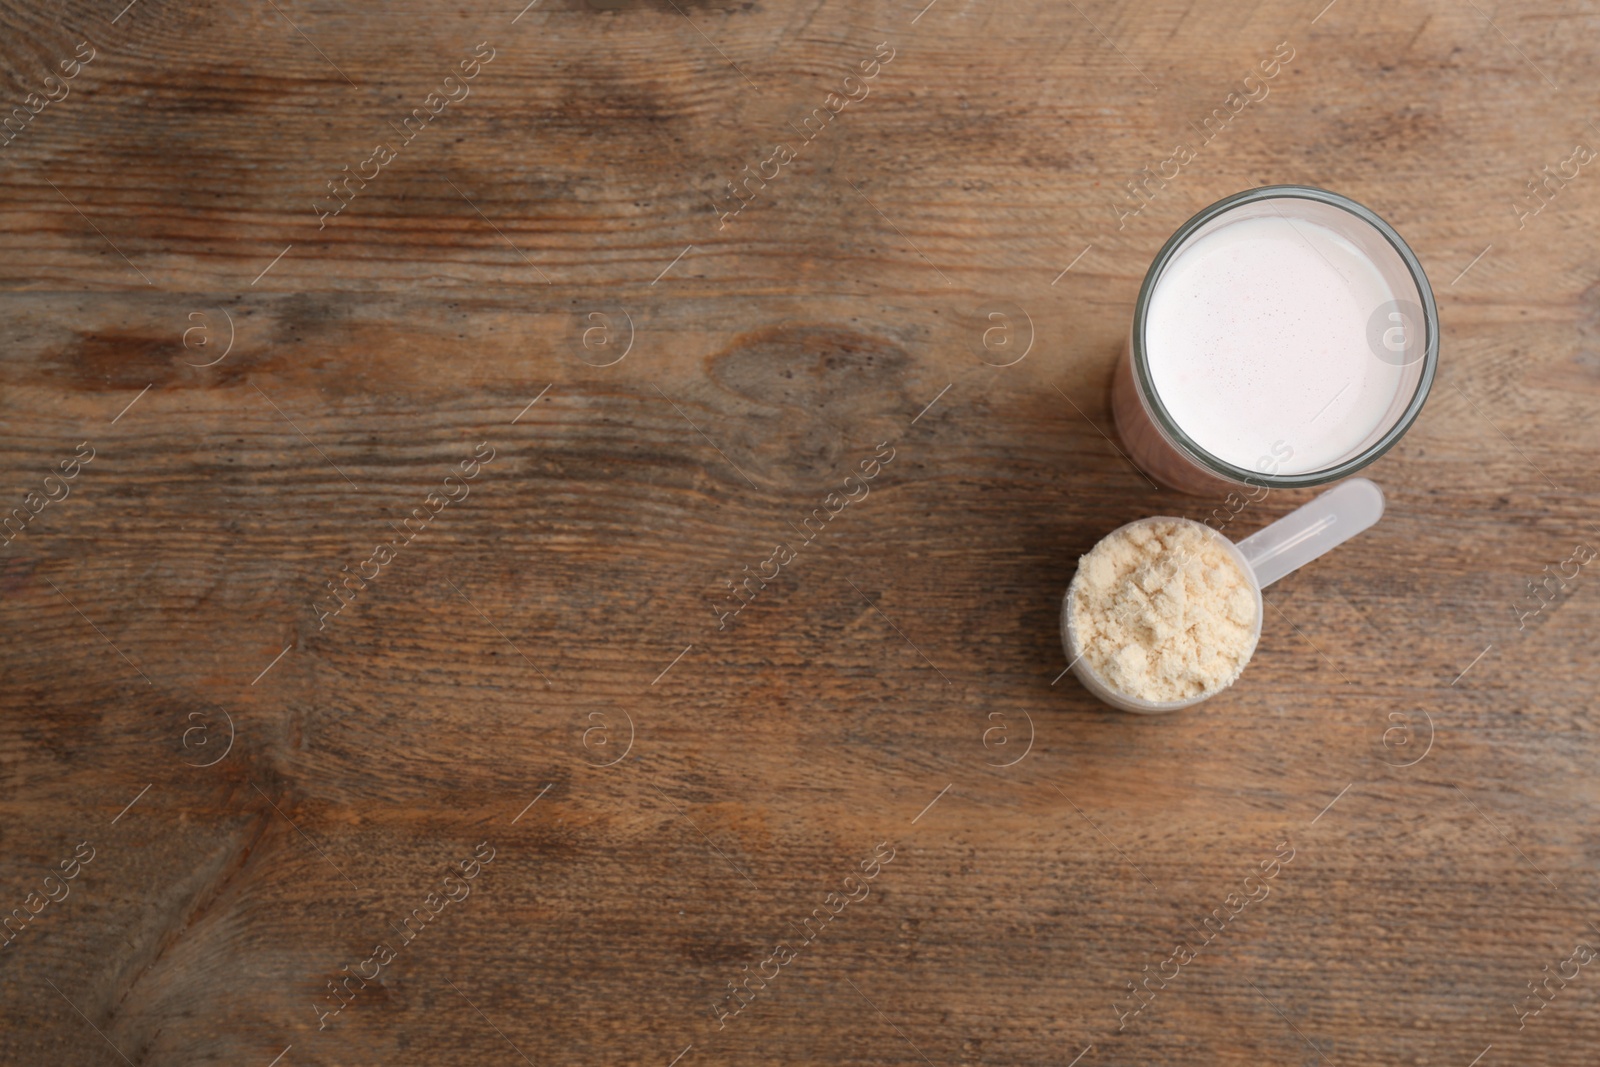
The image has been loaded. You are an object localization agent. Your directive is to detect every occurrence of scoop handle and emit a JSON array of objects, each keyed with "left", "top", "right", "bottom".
[{"left": 1235, "top": 478, "right": 1385, "bottom": 589}]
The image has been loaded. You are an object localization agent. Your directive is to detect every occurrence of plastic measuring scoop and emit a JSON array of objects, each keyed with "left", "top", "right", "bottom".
[{"left": 1060, "top": 478, "right": 1386, "bottom": 713}]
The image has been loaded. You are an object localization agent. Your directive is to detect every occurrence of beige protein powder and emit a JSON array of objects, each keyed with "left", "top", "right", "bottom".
[{"left": 1069, "top": 519, "right": 1259, "bottom": 702}]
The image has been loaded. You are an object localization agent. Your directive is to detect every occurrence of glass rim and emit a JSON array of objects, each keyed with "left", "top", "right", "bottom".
[{"left": 1131, "top": 184, "right": 1440, "bottom": 490}]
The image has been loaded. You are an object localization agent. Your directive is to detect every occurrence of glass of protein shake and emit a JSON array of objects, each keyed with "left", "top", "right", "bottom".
[{"left": 1112, "top": 185, "right": 1438, "bottom": 496}]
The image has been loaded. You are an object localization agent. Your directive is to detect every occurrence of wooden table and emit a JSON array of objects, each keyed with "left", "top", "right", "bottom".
[{"left": 3, "top": 0, "right": 1598, "bottom": 1063}]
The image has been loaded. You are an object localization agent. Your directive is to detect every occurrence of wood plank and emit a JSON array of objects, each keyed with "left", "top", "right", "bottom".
[{"left": 2, "top": 0, "right": 1600, "bottom": 1064}]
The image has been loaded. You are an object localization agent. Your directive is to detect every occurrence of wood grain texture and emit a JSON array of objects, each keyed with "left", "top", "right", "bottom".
[{"left": 2, "top": 0, "right": 1599, "bottom": 1064}]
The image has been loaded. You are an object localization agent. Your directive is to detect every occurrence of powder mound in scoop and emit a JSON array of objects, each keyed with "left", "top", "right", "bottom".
[{"left": 1070, "top": 519, "right": 1258, "bottom": 702}]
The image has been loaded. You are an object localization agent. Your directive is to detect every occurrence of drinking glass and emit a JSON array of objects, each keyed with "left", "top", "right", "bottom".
[{"left": 1111, "top": 185, "right": 1439, "bottom": 496}]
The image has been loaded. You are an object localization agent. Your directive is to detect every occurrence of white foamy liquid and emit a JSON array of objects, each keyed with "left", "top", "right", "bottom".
[{"left": 1145, "top": 214, "right": 1404, "bottom": 475}]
